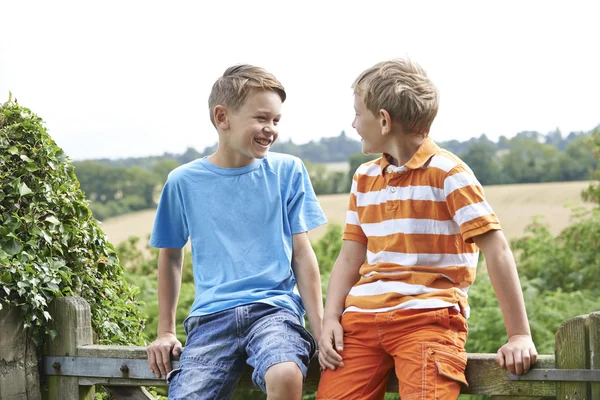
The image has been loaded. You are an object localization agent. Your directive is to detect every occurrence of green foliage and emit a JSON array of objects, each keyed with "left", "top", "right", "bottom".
[
  {"left": 453, "top": 131, "right": 597, "bottom": 186},
  {"left": 459, "top": 140, "right": 506, "bottom": 185},
  {"left": 467, "top": 270, "right": 600, "bottom": 355},
  {"left": 304, "top": 161, "right": 347, "bottom": 195},
  {"left": 272, "top": 131, "right": 362, "bottom": 163},
  {"left": 469, "top": 130, "right": 600, "bottom": 355},
  {"left": 512, "top": 208, "right": 600, "bottom": 293},
  {"left": 0, "top": 97, "right": 146, "bottom": 347},
  {"left": 73, "top": 160, "right": 164, "bottom": 220},
  {"left": 311, "top": 224, "right": 343, "bottom": 296},
  {"left": 582, "top": 128, "right": 600, "bottom": 204},
  {"left": 117, "top": 237, "right": 194, "bottom": 342}
]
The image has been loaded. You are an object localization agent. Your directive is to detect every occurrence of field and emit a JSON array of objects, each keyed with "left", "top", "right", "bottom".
[{"left": 100, "top": 181, "right": 593, "bottom": 248}]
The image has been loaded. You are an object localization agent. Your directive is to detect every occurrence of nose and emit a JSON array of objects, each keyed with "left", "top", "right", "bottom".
[{"left": 263, "top": 123, "right": 277, "bottom": 135}]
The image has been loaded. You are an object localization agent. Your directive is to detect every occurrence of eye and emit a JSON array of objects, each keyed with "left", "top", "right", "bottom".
[
  {"left": 273, "top": 119, "right": 280, "bottom": 125},
  {"left": 255, "top": 116, "right": 266, "bottom": 121}
]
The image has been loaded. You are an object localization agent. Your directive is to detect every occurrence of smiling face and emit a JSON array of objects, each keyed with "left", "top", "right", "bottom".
[{"left": 215, "top": 89, "right": 282, "bottom": 167}]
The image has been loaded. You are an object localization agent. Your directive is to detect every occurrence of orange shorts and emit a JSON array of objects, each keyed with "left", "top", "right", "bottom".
[{"left": 316, "top": 307, "right": 468, "bottom": 400}]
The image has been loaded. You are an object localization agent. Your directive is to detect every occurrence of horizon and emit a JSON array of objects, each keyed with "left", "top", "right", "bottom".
[{"left": 76, "top": 124, "right": 598, "bottom": 162}]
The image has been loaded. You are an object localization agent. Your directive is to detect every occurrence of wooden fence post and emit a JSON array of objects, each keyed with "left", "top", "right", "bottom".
[
  {"left": 555, "top": 312, "right": 597, "bottom": 399},
  {"left": 45, "top": 297, "right": 94, "bottom": 400},
  {"left": 0, "top": 303, "right": 41, "bottom": 400}
]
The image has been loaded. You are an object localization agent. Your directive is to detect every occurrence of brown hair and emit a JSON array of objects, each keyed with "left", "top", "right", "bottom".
[
  {"left": 353, "top": 58, "right": 439, "bottom": 135},
  {"left": 208, "top": 64, "right": 286, "bottom": 126}
]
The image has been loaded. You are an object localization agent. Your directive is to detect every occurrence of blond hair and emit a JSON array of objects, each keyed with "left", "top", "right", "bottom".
[
  {"left": 352, "top": 58, "right": 439, "bottom": 135},
  {"left": 208, "top": 64, "right": 286, "bottom": 126}
]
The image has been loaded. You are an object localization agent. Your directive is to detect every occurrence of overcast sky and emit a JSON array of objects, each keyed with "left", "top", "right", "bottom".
[{"left": 1, "top": 0, "right": 599, "bottom": 160}]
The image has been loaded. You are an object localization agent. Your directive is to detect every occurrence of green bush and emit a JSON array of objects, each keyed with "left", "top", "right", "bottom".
[{"left": 0, "top": 97, "right": 146, "bottom": 347}]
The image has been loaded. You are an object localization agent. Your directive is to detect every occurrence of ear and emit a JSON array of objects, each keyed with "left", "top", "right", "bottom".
[
  {"left": 213, "top": 105, "right": 229, "bottom": 130},
  {"left": 378, "top": 109, "right": 392, "bottom": 136}
]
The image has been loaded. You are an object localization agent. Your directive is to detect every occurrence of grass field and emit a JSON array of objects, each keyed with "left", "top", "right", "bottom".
[{"left": 100, "top": 181, "right": 594, "bottom": 248}]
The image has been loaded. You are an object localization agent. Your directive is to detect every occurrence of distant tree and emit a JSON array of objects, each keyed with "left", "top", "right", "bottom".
[
  {"left": 500, "top": 137, "right": 563, "bottom": 183},
  {"left": 438, "top": 139, "right": 463, "bottom": 154},
  {"left": 152, "top": 158, "right": 180, "bottom": 184},
  {"left": 544, "top": 128, "right": 567, "bottom": 151},
  {"left": 497, "top": 135, "right": 511, "bottom": 150},
  {"left": 582, "top": 128, "right": 600, "bottom": 204},
  {"left": 559, "top": 134, "right": 597, "bottom": 181},
  {"left": 460, "top": 141, "right": 503, "bottom": 185},
  {"left": 181, "top": 146, "right": 203, "bottom": 163},
  {"left": 304, "top": 161, "right": 347, "bottom": 195}
]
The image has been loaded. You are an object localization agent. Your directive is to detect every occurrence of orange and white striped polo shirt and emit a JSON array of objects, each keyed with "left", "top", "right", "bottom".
[{"left": 343, "top": 137, "right": 501, "bottom": 318}]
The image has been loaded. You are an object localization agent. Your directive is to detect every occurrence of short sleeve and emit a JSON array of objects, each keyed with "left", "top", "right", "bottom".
[
  {"left": 287, "top": 160, "right": 327, "bottom": 234},
  {"left": 444, "top": 165, "right": 501, "bottom": 243},
  {"left": 342, "top": 172, "right": 367, "bottom": 243},
  {"left": 149, "top": 175, "right": 189, "bottom": 248}
]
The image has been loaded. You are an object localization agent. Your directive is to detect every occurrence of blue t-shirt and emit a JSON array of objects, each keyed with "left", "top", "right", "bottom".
[{"left": 149, "top": 152, "right": 327, "bottom": 321}]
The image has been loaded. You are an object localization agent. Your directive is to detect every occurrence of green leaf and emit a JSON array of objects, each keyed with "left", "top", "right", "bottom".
[
  {"left": 3, "top": 238, "right": 23, "bottom": 256},
  {"left": 20, "top": 154, "right": 32, "bottom": 162},
  {"left": 19, "top": 182, "right": 32, "bottom": 196},
  {"left": 40, "top": 229, "right": 52, "bottom": 244},
  {"left": 45, "top": 216, "right": 60, "bottom": 225},
  {"left": 26, "top": 163, "right": 39, "bottom": 172},
  {"left": 17, "top": 280, "right": 30, "bottom": 289},
  {"left": 8, "top": 146, "right": 19, "bottom": 155}
]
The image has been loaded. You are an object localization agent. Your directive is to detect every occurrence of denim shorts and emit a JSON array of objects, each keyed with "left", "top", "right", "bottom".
[{"left": 167, "top": 302, "right": 316, "bottom": 399}]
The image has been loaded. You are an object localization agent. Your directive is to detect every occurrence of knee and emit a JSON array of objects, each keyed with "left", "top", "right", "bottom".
[{"left": 264, "top": 361, "right": 303, "bottom": 394}]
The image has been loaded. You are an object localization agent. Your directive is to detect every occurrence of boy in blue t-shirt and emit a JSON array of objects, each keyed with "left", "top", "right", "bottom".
[{"left": 146, "top": 64, "right": 327, "bottom": 400}]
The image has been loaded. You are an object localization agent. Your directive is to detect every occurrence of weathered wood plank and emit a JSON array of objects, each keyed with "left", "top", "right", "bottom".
[
  {"left": 70, "top": 347, "right": 557, "bottom": 396},
  {"left": 77, "top": 345, "right": 149, "bottom": 359},
  {"left": 556, "top": 313, "right": 589, "bottom": 399},
  {"left": 45, "top": 298, "right": 94, "bottom": 400},
  {"left": 462, "top": 354, "right": 555, "bottom": 396},
  {"left": 79, "top": 378, "right": 163, "bottom": 387}
]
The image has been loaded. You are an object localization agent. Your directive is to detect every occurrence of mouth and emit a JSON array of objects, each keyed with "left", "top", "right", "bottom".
[{"left": 254, "top": 138, "right": 272, "bottom": 148}]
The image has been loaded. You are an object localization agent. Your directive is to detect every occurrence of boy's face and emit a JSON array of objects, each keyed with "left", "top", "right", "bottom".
[
  {"left": 352, "top": 94, "right": 386, "bottom": 154},
  {"left": 222, "top": 90, "right": 282, "bottom": 162}
]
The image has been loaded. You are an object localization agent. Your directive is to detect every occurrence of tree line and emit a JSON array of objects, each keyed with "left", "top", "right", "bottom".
[{"left": 74, "top": 127, "right": 599, "bottom": 220}]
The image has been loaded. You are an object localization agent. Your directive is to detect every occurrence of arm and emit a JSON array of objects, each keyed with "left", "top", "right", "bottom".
[
  {"left": 291, "top": 232, "right": 324, "bottom": 341},
  {"left": 318, "top": 239, "right": 366, "bottom": 370},
  {"left": 473, "top": 230, "right": 538, "bottom": 375},
  {"left": 147, "top": 247, "right": 184, "bottom": 378}
]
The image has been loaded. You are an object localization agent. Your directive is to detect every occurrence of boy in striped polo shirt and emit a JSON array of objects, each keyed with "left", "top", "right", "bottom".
[{"left": 316, "top": 58, "right": 537, "bottom": 400}]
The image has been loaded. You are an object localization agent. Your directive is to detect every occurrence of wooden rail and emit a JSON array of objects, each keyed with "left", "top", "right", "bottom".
[{"left": 41, "top": 297, "right": 600, "bottom": 400}]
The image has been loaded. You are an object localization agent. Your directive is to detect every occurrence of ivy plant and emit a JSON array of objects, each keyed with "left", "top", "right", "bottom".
[{"left": 0, "top": 95, "right": 146, "bottom": 347}]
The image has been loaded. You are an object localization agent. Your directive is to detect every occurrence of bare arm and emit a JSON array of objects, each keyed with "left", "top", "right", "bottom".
[
  {"left": 147, "top": 247, "right": 184, "bottom": 378},
  {"left": 319, "top": 239, "right": 366, "bottom": 370},
  {"left": 473, "top": 230, "right": 538, "bottom": 375},
  {"left": 291, "top": 232, "right": 324, "bottom": 340}
]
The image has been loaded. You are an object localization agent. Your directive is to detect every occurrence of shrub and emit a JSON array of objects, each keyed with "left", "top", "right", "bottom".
[{"left": 0, "top": 96, "right": 146, "bottom": 347}]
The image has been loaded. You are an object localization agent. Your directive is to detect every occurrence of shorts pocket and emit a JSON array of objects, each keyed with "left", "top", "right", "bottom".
[
  {"left": 284, "top": 319, "right": 317, "bottom": 359},
  {"left": 166, "top": 367, "right": 181, "bottom": 384},
  {"left": 427, "top": 344, "right": 468, "bottom": 387}
]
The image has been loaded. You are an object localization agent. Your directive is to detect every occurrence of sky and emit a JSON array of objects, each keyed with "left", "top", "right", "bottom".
[{"left": 1, "top": 0, "right": 599, "bottom": 161}]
